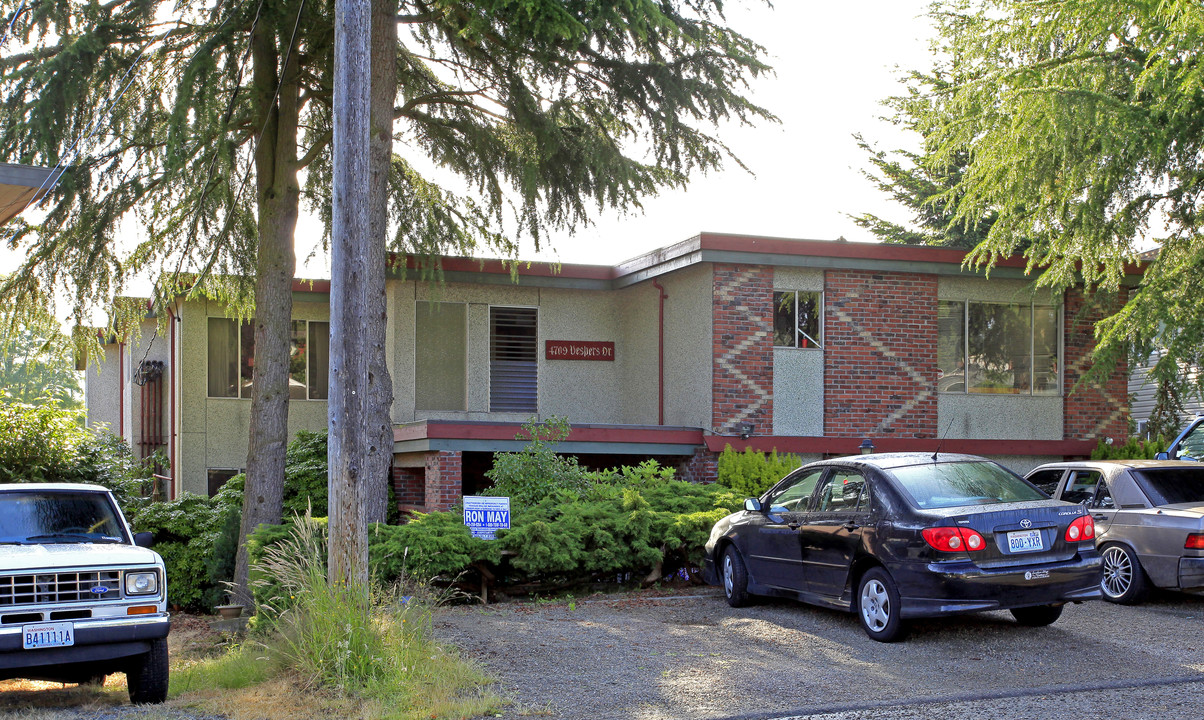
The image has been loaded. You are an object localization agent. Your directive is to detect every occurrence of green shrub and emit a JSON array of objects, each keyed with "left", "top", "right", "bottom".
[
  {"left": 1091, "top": 436, "right": 1169, "bottom": 460},
  {"left": 716, "top": 445, "right": 801, "bottom": 497},
  {"left": 283, "top": 430, "right": 329, "bottom": 517},
  {"left": 483, "top": 416, "right": 592, "bottom": 505}
]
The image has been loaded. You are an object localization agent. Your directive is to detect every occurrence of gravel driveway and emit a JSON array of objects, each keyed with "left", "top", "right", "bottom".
[{"left": 432, "top": 587, "right": 1204, "bottom": 720}]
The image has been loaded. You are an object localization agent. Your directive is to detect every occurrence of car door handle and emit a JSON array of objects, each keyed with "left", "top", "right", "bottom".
[
  {"left": 1091, "top": 513, "right": 1107, "bottom": 519},
  {"left": 788, "top": 522, "right": 802, "bottom": 530},
  {"left": 841, "top": 521, "right": 860, "bottom": 531}
]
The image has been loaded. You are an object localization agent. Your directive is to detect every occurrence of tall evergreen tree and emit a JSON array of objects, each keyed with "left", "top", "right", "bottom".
[
  {"left": 897, "top": 0, "right": 1204, "bottom": 394},
  {"left": 0, "top": 0, "right": 774, "bottom": 601}
]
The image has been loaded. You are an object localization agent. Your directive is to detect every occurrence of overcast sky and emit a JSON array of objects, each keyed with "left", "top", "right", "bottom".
[{"left": 293, "top": 0, "right": 939, "bottom": 275}]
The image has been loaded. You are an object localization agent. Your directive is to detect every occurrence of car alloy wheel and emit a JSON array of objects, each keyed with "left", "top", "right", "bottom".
[
  {"left": 860, "top": 578, "right": 890, "bottom": 632},
  {"left": 1100, "top": 543, "right": 1149, "bottom": 605},
  {"left": 721, "top": 546, "right": 750, "bottom": 608}
]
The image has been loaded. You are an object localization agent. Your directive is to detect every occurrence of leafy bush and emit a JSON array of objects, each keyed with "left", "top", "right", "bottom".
[
  {"left": 132, "top": 476, "right": 243, "bottom": 610},
  {"left": 1091, "top": 436, "right": 1169, "bottom": 460},
  {"left": 483, "top": 416, "right": 592, "bottom": 505},
  {"left": 716, "top": 445, "right": 801, "bottom": 497}
]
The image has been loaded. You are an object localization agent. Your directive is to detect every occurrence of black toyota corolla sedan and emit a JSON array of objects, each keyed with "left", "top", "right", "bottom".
[{"left": 703, "top": 453, "right": 1102, "bottom": 642}]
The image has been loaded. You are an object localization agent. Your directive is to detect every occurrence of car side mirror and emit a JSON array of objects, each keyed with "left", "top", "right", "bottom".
[
  {"left": 1155, "top": 451, "right": 1170, "bottom": 461},
  {"left": 133, "top": 531, "right": 154, "bottom": 548},
  {"left": 744, "top": 498, "right": 762, "bottom": 512}
]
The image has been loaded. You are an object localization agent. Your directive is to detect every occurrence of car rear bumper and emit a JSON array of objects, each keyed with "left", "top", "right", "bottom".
[
  {"left": 895, "top": 555, "right": 1101, "bottom": 619},
  {"left": 1179, "top": 557, "right": 1204, "bottom": 590},
  {"left": 0, "top": 613, "right": 170, "bottom": 675}
]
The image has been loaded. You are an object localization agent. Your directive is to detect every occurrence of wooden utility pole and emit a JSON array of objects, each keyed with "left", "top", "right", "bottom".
[{"left": 328, "top": 0, "right": 372, "bottom": 587}]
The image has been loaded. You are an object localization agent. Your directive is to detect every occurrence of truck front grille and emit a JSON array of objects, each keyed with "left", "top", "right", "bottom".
[{"left": 0, "top": 571, "right": 123, "bottom": 606}]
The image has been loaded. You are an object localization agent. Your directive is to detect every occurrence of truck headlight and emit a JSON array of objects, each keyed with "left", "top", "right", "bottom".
[{"left": 125, "top": 571, "right": 159, "bottom": 596}]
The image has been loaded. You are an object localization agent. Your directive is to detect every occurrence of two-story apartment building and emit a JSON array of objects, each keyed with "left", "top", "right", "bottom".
[{"left": 85, "top": 233, "right": 1136, "bottom": 511}]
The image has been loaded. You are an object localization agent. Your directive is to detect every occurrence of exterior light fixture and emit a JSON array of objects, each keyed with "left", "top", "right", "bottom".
[
  {"left": 859, "top": 438, "right": 875, "bottom": 455},
  {"left": 739, "top": 423, "right": 754, "bottom": 441}
]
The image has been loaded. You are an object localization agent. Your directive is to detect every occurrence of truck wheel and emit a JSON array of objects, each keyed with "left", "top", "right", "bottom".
[{"left": 126, "top": 637, "right": 169, "bottom": 704}]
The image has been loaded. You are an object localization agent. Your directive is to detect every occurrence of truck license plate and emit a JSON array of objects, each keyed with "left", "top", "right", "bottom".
[
  {"left": 22, "top": 622, "right": 74, "bottom": 650},
  {"left": 1007, "top": 529, "right": 1044, "bottom": 553}
]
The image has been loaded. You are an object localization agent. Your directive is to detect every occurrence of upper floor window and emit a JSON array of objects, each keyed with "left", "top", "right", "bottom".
[
  {"left": 208, "top": 317, "right": 329, "bottom": 399},
  {"left": 938, "top": 301, "right": 1059, "bottom": 396},
  {"left": 490, "top": 307, "right": 537, "bottom": 412},
  {"left": 774, "top": 291, "right": 822, "bottom": 349}
]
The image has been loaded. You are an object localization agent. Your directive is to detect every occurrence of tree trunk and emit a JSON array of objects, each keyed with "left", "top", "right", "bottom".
[
  {"left": 364, "top": 0, "right": 397, "bottom": 525},
  {"left": 230, "top": 19, "right": 302, "bottom": 609},
  {"left": 328, "top": 0, "right": 372, "bottom": 588}
]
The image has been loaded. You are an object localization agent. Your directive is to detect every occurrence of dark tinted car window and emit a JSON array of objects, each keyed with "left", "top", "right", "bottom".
[
  {"left": 889, "top": 461, "right": 1046, "bottom": 510},
  {"left": 815, "top": 471, "right": 867, "bottom": 512},
  {"left": 1131, "top": 468, "right": 1204, "bottom": 505},
  {"left": 1026, "top": 469, "right": 1063, "bottom": 496},
  {"left": 767, "top": 469, "right": 824, "bottom": 513}
]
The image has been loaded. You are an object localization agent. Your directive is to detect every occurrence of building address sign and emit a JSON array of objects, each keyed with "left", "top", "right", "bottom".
[{"left": 545, "top": 340, "right": 615, "bottom": 361}]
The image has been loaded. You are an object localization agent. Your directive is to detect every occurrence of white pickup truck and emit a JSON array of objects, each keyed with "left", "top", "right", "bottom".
[{"left": 0, "top": 483, "right": 170, "bottom": 703}]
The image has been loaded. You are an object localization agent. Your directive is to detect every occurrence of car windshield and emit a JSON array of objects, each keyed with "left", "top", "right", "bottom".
[
  {"left": 1131, "top": 468, "right": 1204, "bottom": 506},
  {"left": 889, "top": 461, "right": 1046, "bottom": 509},
  {"left": 0, "top": 491, "right": 127, "bottom": 544}
]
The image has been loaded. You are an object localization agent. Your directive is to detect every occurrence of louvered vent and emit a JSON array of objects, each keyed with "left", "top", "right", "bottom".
[{"left": 490, "top": 307, "right": 538, "bottom": 412}]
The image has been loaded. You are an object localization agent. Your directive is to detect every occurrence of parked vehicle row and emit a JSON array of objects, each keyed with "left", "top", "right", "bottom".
[{"left": 704, "top": 453, "right": 1101, "bottom": 642}]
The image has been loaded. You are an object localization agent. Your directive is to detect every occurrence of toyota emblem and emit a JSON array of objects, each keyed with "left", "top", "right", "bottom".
[{"left": 1020, "top": 519, "right": 1032, "bottom": 529}]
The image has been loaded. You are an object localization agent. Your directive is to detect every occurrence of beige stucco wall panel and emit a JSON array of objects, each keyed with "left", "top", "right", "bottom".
[
  {"left": 937, "top": 394, "right": 1063, "bottom": 440},
  {"left": 538, "top": 288, "right": 624, "bottom": 423},
  {"left": 772, "top": 348, "right": 824, "bottom": 436},
  {"left": 179, "top": 432, "right": 208, "bottom": 496},
  {"left": 658, "top": 263, "right": 713, "bottom": 429}
]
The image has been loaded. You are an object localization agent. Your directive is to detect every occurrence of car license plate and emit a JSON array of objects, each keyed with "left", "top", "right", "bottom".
[
  {"left": 22, "top": 622, "right": 73, "bottom": 650},
  {"left": 1007, "top": 529, "right": 1044, "bottom": 553}
]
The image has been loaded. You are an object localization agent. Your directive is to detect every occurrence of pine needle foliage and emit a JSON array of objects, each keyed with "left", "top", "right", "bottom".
[
  {"left": 715, "top": 444, "right": 801, "bottom": 498},
  {"left": 897, "top": 0, "right": 1204, "bottom": 395}
]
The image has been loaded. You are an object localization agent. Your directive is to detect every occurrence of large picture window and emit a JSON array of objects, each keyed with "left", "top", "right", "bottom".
[
  {"left": 773, "top": 291, "right": 822, "bottom": 348},
  {"left": 208, "top": 317, "right": 329, "bottom": 399},
  {"left": 938, "top": 301, "right": 1060, "bottom": 396},
  {"left": 490, "top": 307, "right": 537, "bottom": 412}
]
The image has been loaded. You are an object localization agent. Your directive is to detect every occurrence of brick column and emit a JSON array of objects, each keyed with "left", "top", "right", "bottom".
[
  {"left": 676, "top": 447, "right": 719, "bottom": 484},
  {"left": 393, "top": 466, "right": 425, "bottom": 508},
  {"left": 1064, "top": 288, "right": 1129, "bottom": 442},
  {"left": 424, "top": 450, "right": 463, "bottom": 511},
  {"left": 712, "top": 264, "right": 773, "bottom": 434},
  {"left": 824, "top": 269, "right": 938, "bottom": 439}
]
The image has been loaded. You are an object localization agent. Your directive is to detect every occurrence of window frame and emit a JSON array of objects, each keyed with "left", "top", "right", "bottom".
[
  {"left": 773, "top": 290, "right": 824, "bottom": 350},
  {"left": 207, "top": 316, "right": 329, "bottom": 400},
  {"left": 938, "top": 300, "right": 1062, "bottom": 396}
]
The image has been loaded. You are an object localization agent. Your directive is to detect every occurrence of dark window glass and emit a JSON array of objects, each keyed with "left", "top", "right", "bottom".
[
  {"left": 1061, "top": 470, "right": 1103, "bottom": 505},
  {"left": 889, "top": 461, "right": 1045, "bottom": 509},
  {"left": 1094, "top": 480, "right": 1115, "bottom": 510},
  {"left": 289, "top": 321, "right": 307, "bottom": 400},
  {"left": 1132, "top": 468, "right": 1204, "bottom": 505},
  {"left": 207, "top": 469, "right": 241, "bottom": 498},
  {"left": 937, "top": 301, "right": 965, "bottom": 392},
  {"left": 773, "top": 291, "right": 822, "bottom": 348},
  {"left": 815, "top": 471, "right": 867, "bottom": 512},
  {"left": 308, "top": 321, "right": 329, "bottom": 400},
  {"left": 239, "top": 320, "right": 255, "bottom": 399},
  {"left": 766, "top": 468, "right": 824, "bottom": 512},
  {"left": 1025, "top": 469, "right": 1064, "bottom": 497}
]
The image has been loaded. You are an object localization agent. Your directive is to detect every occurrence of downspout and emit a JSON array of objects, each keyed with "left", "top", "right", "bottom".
[
  {"left": 652, "top": 279, "right": 668, "bottom": 426},
  {"left": 168, "top": 307, "right": 177, "bottom": 500},
  {"left": 118, "top": 341, "right": 125, "bottom": 440}
]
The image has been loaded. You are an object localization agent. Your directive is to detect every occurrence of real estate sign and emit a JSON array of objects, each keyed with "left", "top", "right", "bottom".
[{"left": 463, "top": 496, "right": 511, "bottom": 540}]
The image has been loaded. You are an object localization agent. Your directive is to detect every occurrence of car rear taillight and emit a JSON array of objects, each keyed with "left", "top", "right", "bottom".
[
  {"left": 1185, "top": 534, "right": 1204, "bottom": 549},
  {"left": 1065, "top": 516, "right": 1095, "bottom": 542},
  {"left": 922, "top": 526, "right": 987, "bottom": 552}
]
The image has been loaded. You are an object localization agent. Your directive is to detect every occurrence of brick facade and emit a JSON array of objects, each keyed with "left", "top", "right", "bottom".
[
  {"left": 425, "top": 450, "right": 463, "bottom": 511},
  {"left": 392, "top": 466, "right": 425, "bottom": 508},
  {"left": 712, "top": 264, "right": 773, "bottom": 434},
  {"left": 676, "top": 447, "right": 718, "bottom": 484},
  {"left": 824, "top": 270, "right": 939, "bottom": 439},
  {"left": 1063, "top": 288, "right": 1129, "bottom": 442}
]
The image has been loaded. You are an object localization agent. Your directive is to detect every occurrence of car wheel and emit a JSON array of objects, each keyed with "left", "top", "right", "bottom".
[
  {"left": 857, "top": 567, "right": 907, "bottom": 643},
  {"left": 126, "top": 637, "right": 169, "bottom": 704},
  {"left": 721, "top": 545, "right": 751, "bottom": 608},
  {"left": 1100, "top": 543, "right": 1150, "bottom": 605},
  {"left": 1010, "top": 604, "right": 1063, "bottom": 626}
]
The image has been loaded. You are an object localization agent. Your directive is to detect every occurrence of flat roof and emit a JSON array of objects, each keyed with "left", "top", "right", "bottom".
[{"left": 0, "top": 163, "right": 62, "bottom": 225}]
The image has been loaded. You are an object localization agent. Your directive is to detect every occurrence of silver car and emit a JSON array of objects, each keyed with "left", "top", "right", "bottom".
[{"left": 1026, "top": 460, "right": 1204, "bottom": 604}]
